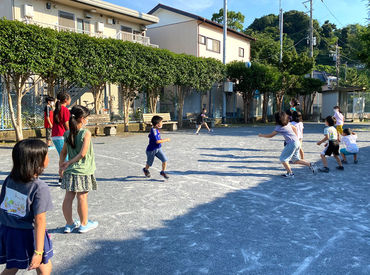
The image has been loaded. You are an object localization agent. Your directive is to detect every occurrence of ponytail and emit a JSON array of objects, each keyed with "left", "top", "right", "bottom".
[
  {"left": 67, "top": 105, "right": 90, "bottom": 148},
  {"left": 54, "top": 92, "right": 70, "bottom": 124}
]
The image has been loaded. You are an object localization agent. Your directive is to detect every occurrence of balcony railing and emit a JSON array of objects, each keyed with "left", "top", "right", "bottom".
[{"left": 23, "top": 19, "right": 158, "bottom": 48}]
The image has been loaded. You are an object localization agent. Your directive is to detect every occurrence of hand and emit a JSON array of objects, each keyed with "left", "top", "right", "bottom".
[
  {"left": 60, "top": 161, "right": 70, "bottom": 171},
  {"left": 258, "top": 134, "right": 263, "bottom": 137},
  {"left": 316, "top": 141, "right": 321, "bottom": 145},
  {"left": 28, "top": 254, "right": 42, "bottom": 270},
  {"left": 166, "top": 138, "right": 171, "bottom": 142},
  {"left": 50, "top": 124, "right": 53, "bottom": 128},
  {"left": 324, "top": 143, "right": 327, "bottom": 147}
]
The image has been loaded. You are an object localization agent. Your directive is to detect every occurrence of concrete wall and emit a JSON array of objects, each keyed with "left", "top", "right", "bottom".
[
  {"left": 0, "top": 0, "right": 13, "bottom": 19},
  {"left": 198, "top": 23, "right": 251, "bottom": 63},
  {"left": 322, "top": 91, "right": 338, "bottom": 118},
  {"left": 147, "top": 20, "right": 197, "bottom": 55}
]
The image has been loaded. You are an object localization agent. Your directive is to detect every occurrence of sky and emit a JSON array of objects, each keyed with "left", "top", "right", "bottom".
[{"left": 105, "top": 0, "right": 368, "bottom": 29}]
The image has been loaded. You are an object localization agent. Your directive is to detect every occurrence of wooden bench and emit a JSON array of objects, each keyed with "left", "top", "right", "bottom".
[
  {"left": 87, "top": 114, "right": 117, "bottom": 136},
  {"left": 142, "top": 113, "right": 178, "bottom": 131}
]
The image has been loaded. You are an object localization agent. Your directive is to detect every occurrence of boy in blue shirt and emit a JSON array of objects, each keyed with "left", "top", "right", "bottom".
[{"left": 143, "top": 116, "right": 170, "bottom": 179}]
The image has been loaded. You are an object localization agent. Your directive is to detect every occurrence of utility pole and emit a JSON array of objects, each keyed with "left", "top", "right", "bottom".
[
  {"left": 335, "top": 43, "right": 340, "bottom": 89},
  {"left": 309, "top": 0, "right": 314, "bottom": 77},
  {"left": 279, "top": 0, "right": 283, "bottom": 63},
  {"left": 222, "top": 0, "right": 227, "bottom": 123}
]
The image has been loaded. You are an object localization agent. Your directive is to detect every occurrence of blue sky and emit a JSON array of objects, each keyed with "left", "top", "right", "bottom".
[{"left": 106, "top": 0, "right": 368, "bottom": 28}]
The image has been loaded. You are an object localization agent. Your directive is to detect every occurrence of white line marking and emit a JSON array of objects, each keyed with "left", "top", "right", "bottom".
[{"left": 293, "top": 230, "right": 345, "bottom": 275}]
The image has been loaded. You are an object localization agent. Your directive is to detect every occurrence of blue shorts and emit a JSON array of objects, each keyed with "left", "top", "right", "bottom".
[
  {"left": 280, "top": 141, "right": 300, "bottom": 163},
  {"left": 146, "top": 148, "right": 168, "bottom": 166},
  {"left": 0, "top": 225, "right": 53, "bottom": 269},
  {"left": 340, "top": 148, "right": 357, "bottom": 155},
  {"left": 52, "top": 137, "right": 68, "bottom": 161}
]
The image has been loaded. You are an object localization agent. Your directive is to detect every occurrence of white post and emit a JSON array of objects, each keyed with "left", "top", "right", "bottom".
[
  {"left": 222, "top": 0, "right": 227, "bottom": 123},
  {"left": 279, "top": 0, "right": 283, "bottom": 63}
]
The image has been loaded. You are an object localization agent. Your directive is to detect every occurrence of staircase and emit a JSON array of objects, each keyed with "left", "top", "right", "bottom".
[{"left": 67, "top": 85, "right": 91, "bottom": 106}]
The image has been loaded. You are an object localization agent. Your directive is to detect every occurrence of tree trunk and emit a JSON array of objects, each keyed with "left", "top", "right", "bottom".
[
  {"left": 5, "top": 76, "right": 24, "bottom": 141},
  {"left": 148, "top": 89, "right": 159, "bottom": 113},
  {"left": 46, "top": 77, "right": 55, "bottom": 97},
  {"left": 177, "top": 86, "right": 186, "bottom": 128},
  {"left": 262, "top": 92, "right": 269, "bottom": 123},
  {"left": 243, "top": 95, "right": 252, "bottom": 124},
  {"left": 121, "top": 86, "right": 135, "bottom": 130},
  {"left": 275, "top": 91, "right": 284, "bottom": 112}
]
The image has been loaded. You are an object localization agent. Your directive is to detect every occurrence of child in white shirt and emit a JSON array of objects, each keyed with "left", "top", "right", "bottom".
[
  {"left": 340, "top": 128, "right": 359, "bottom": 164},
  {"left": 291, "top": 111, "right": 304, "bottom": 160}
]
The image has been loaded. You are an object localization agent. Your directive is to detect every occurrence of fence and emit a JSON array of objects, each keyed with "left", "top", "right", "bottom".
[{"left": 0, "top": 78, "right": 47, "bottom": 130}]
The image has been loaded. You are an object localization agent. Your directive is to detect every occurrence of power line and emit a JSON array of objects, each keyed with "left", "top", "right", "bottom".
[{"left": 319, "top": 0, "right": 344, "bottom": 27}]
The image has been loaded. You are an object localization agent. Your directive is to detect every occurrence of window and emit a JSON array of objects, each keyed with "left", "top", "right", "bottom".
[
  {"left": 77, "top": 18, "right": 90, "bottom": 34},
  {"left": 198, "top": 35, "right": 206, "bottom": 45},
  {"left": 206, "top": 38, "right": 221, "bottom": 53},
  {"left": 121, "top": 26, "right": 132, "bottom": 33},
  {"left": 239, "top": 47, "right": 244, "bottom": 57},
  {"left": 58, "top": 11, "right": 75, "bottom": 30}
]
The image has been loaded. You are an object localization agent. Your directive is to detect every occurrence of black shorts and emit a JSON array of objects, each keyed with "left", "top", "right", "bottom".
[{"left": 324, "top": 140, "right": 339, "bottom": 156}]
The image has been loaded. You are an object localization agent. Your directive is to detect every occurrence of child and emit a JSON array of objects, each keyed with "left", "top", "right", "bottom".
[
  {"left": 317, "top": 115, "right": 344, "bottom": 172},
  {"left": 258, "top": 112, "right": 317, "bottom": 178},
  {"left": 52, "top": 92, "right": 71, "bottom": 184},
  {"left": 289, "top": 98, "right": 300, "bottom": 113},
  {"left": 143, "top": 115, "right": 170, "bottom": 179},
  {"left": 340, "top": 128, "right": 359, "bottom": 164},
  {"left": 195, "top": 108, "right": 212, "bottom": 135},
  {"left": 44, "top": 96, "right": 55, "bottom": 148},
  {"left": 59, "top": 105, "right": 98, "bottom": 233},
  {"left": 333, "top": 106, "right": 344, "bottom": 137},
  {"left": 291, "top": 111, "right": 304, "bottom": 160},
  {"left": 0, "top": 139, "right": 53, "bottom": 274}
]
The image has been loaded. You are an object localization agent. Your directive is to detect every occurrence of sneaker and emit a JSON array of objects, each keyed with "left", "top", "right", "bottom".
[
  {"left": 160, "top": 171, "right": 169, "bottom": 179},
  {"left": 309, "top": 163, "right": 318, "bottom": 174},
  {"left": 341, "top": 159, "right": 348, "bottom": 164},
  {"left": 354, "top": 160, "right": 358, "bottom": 164},
  {"left": 79, "top": 220, "right": 98, "bottom": 233},
  {"left": 281, "top": 173, "right": 294, "bottom": 178},
  {"left": 319, "top": 167, "right": 330, "bottom": 173},
  {"left": 143, "top": 168, "right": 151, "bottom": 178},
  {"left": 64, "top": 221, "right": 80, "bottom": 233},
  {"left": 336, "top": 166, "right": 344, "bottom": 170},
  {"left": 58, "top": 178, "right": 62, "bottom": 185},
  {"left": 195, "top": 132, "right": 199, "bottom": 135}
]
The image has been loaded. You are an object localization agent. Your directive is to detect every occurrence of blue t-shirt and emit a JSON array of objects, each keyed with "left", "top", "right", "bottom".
[
  {"left": 275, "top": 124, "right": 299, "bottom": 144},
  {"left": 0, "top": 176, "right": 53, "bottom": 229},
  {"left": 146, "top": 128, "right": 161, "bottom": 151}
]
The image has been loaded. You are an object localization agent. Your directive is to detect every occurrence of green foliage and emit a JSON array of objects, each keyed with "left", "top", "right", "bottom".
[
  {"left": 358, "top": 26, "right": 370, "bottom": 68},
  {"left": 211, "top": 8, "right": 245, "bottom": 32}
]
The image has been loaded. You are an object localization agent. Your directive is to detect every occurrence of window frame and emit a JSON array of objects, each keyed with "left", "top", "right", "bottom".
[
  {"left": 198, "top": 35, "right": 206, "bottom": 45},
  {"left": 239, "top": 47, "right": 245, "bottom": 58},
  {"left": 206, "top": 37, "right": 221, "bottom": 53}
]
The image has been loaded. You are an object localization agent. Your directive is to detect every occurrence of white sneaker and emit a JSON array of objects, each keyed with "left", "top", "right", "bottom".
[
  {"left": 309, "top": 163, "right": 318, "bottom": 174},
  {"left": 281, "top": 173, "right": 294, "bottom": 178}
]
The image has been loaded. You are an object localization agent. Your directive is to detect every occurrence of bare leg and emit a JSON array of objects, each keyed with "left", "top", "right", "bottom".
[
  {"left": 1, "top": 268, "right": 18, "bottom": 275},
  {"left": 321, "top": 154, "right": 328, "bottom": 167},
  {"left": 162, "top": 161, "right": 167, "bottom": 172},
  {"left": 340, "top": 153, "right": 346, "bottom": 162},
  {"left": 299, "top": 148, "right": 304, "bottom": 160},
  {"left": 354, "top": 154, "right": 357, "bottom": 161},
  {"left": 77, "top": 192, "right": 89, "bottom": 226},
  {"left": 293, "top": 160, "right": 310, "bottom": 167},
  {"left": 282, "top": 162, "right": 292, "bottom": 174},
  {"left": 145, "top": 164, "right": 150, "bottom": 170},
  {"left": 334, "top": 155, "right": 343, "bottom": 166},
  {"left": 204, "top": 122, "right": 210, "bottom": 132},
  {"left": 62, "top": 191, "right": 76, "bottom": 225},
  {"left": 37, "top": 261, "right": 52, "bottom": 275},
  {"left": 195, "top": 125, "right": 202, "bottom": 134}
]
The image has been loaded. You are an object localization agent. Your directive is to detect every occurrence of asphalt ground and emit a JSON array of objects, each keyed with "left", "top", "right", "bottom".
[{"left": 0, "top": 123, "right": 369, "bottom": 274}]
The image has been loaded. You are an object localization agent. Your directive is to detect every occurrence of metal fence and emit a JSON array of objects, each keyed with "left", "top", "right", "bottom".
[{"left": 0, "top": 79, "right": 47, "bottom": 130}]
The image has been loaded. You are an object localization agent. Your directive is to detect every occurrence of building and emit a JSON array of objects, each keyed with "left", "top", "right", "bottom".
[
  {"left": 0, "top": 0, "right": 159, "bottom": 120},
  {"left": 146, "top": 4, "right": 255, "bottom": 121}
]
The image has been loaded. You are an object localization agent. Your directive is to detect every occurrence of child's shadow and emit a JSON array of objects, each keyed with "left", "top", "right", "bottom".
[
  {"left": 122, "top": 176, "right": 164, "bottom": 183},
  {"left": 47, "top": 227, "right": 66, "bottom": 234}
]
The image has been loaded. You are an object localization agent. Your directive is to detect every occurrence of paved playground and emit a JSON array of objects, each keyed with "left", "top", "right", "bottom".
[{"left": 0, "top": 123, "right": 370, "bottom": 274}]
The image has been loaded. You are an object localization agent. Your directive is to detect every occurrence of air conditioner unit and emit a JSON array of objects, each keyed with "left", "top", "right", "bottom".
[
  {"left": 84, "top": 12, "right": 92, "bottom": 19},
  {"left": 96, "top": 22, "right": 104, "bottom": 33},
  {"left": 24, "top": 4, "right": 34, "bottom": 18}
]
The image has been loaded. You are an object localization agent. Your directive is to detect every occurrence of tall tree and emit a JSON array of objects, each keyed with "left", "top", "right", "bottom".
[
  {"left": 211, "top": 8, "right": 245, "bottom": 32},
  {"left": 0, "top": 19, "right": 56, "bottom": 141}
]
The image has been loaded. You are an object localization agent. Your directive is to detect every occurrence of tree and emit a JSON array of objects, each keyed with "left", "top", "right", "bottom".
[
  {"left": 142, "top": 47, "right": 176, "bottom": 113},
  {"left": 211, "top": 8, "right": 245, "bottom": 32},
  {"left": 358, "top": 26, "right": 370, "bottom": 68},
  {"left": 295, "top": 77, "right": 323, "bottom": 119},
  {"left": 0, "top": 19, "right": 56, "bottom": 141}
]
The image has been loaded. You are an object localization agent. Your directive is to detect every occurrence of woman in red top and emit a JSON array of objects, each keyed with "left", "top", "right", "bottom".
[{"left": 52, "top": 92, "right": 71, "bottom": 183}]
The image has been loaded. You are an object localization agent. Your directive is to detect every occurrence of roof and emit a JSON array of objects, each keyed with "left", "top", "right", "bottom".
[
  {"left": 148, "top": 3, "right": 255, "bottom": 41},
  {"left": 70, "top": 0, "right": 159, "bottom": 24}
]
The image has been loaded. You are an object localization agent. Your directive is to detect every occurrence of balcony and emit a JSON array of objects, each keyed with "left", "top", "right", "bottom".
[{"left": 23, "top": 19, "right": 158, "bottom": 48}]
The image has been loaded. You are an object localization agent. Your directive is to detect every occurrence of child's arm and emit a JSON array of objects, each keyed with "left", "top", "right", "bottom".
[
  {"left": 258, "top": 131, "right": 278, "bottom": 138},
  {"left": 59, "top": 143, "right": 68, "bottom": 177},
  {"left": 60, "top": 131, "right": 91, "bottom": 172},
  {"left": 47, "top": 117, "right": 53, "bottom": 128},
  {"left": 156, "top": 138, "right": 170, "bottom": 144},
  {"left": 291, "top": 125, "right": 298, "bottom": 137},
  {"left": 28, "top": 212, "right": 46, "bottom": 270},
  {"left": 317, "top": 135, "right": 329, "bottom": 145}
]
